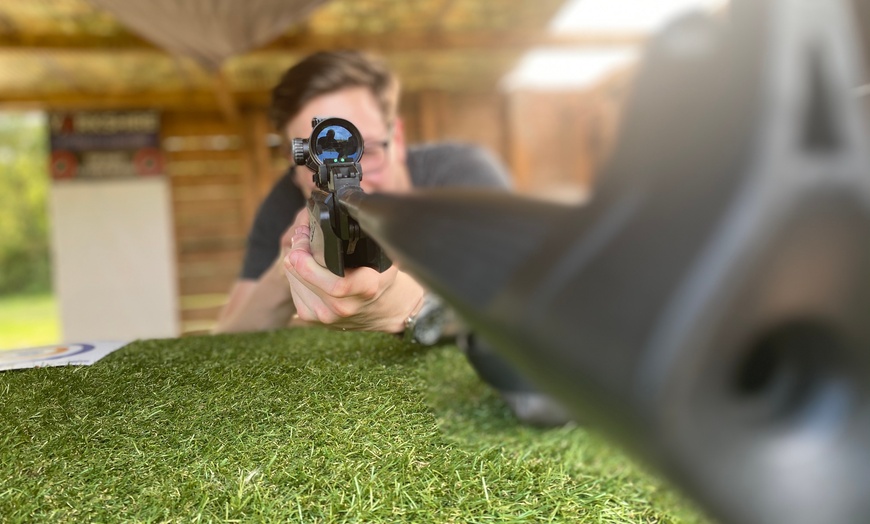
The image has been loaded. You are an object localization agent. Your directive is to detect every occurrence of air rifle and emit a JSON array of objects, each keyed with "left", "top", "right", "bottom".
[
  {"left": 291, "top": 117, "right": 391, "bottom": 277},
  {"left": 304, "top": 0, "right": 870, "bottom": 523}
]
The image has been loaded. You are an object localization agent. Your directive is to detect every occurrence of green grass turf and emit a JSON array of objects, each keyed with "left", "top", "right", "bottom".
[
  {"left": 0, "top": 329, "right": 710, "bottom": 523},
  {"left": 0, "top": 293, "right": 60, "bottom": 350}
]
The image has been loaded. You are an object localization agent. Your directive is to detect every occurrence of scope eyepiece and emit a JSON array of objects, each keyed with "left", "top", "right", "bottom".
[{"left": 291, "top": 117, "right": 364, "bottom": 172}]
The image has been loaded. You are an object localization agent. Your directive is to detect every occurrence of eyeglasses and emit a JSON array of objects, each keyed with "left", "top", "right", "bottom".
[{"left": 361, "top": 139, "right": 390, "bottom": 171}]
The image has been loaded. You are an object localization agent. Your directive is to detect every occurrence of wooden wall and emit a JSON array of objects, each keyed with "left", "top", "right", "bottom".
[
  {"left": 401, "top": 91, "right": 508, "bottom": 158},
  {"left": 504, "top": 70, "right": 631, "bottom": 201},
  {"left": 164, "top": 72, "right": 631, "bottom": 334},
  {"left": 162, "top": 111, "right": 283, "bottom": 334}
]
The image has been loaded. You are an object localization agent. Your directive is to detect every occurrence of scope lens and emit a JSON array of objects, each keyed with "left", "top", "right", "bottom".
[{"left": 313, "top": 124, "right": 363, "bottom": 164}]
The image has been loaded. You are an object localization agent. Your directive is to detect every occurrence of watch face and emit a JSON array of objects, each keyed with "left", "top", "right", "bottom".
[
  {"left": 415, "top": 313, "right": 442, "bottom": 345},
  {"left": 414, "top": 307, "right": 447, "bottom": 346}
]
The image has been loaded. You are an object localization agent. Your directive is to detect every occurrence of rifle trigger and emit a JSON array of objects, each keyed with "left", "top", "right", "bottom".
[{"left": 347, "top": 222, "right": 360, "bottom": 255}]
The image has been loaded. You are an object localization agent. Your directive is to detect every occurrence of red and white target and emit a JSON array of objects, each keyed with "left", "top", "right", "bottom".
[
  {"left": 133, "top": 148, "right": 165, "bottom": 176},
  {"left": 50, "top": 150, "right": 79, "bottom": 180}
]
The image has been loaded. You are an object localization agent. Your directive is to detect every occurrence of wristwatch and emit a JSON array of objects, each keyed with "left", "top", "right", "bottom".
[{"left": 403, "top": 293, "right": 449, "bottom": 345}]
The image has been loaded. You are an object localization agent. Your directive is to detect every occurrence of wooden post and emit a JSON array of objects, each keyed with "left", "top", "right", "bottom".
[
  {"left": 212, "top": 68, "right": 241, "bottom": 125},
  {"left": 418, "top": 90, "right": 443, "bottom": 142},
  {"left": 504, "top": 91, "right": 532, "bottom": 192}
]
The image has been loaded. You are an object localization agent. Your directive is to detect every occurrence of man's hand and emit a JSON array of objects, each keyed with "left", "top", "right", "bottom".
[{"left": 283, "top": 210, "right": 425, "bottom": 332}]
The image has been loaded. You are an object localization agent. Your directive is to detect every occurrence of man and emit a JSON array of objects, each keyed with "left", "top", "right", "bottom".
[
  {"left": 214, "top": 50, "right": 570, "bottom": 426},
  {"left": 214, "top": 50, "right": 509, "bottom": 334}
]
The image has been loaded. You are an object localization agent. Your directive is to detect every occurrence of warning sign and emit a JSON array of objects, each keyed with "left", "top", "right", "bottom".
[{"left": 48, "top": 111, "right": 165, "bottom": 181}]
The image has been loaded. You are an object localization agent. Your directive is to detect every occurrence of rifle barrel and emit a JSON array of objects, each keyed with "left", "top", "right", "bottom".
[{"left": 332, "top": 1, "right": 870, "bottom": 522}]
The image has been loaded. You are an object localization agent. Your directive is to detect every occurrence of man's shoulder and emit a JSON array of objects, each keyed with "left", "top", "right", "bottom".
[
  {"left": 407, "top": 142, "right": 485, "bottom": 163},
  {"left": 407, "top": 142, "right": 511, "bottom": 189},
  {"left": 254, "top": 169, "right": 306, "bottom": 228},
  {"left": 263, "top": 169, "right": 304, "bottom": 207}
]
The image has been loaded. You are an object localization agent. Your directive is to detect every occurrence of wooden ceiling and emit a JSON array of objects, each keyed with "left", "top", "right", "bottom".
[{"left": 0, "top": 0, "right": 646, "bottom": 110}]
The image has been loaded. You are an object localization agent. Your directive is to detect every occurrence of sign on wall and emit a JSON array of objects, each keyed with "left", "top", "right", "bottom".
[{"left": 48, "top": 110, "right": 164, "bottom": 180}]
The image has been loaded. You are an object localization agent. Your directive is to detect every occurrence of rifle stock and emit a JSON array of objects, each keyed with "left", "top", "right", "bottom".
[{"left": 330, "top": 1, "right": 870, "bottom": 523}]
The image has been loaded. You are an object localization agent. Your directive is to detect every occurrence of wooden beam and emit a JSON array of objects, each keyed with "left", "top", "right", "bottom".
[
  {"left": 0, "top": 31, "right": 156, "bottom": 49},
  {"left": 0, "top": 30, "right": 647, "bottom": 52},
  {"left": 265, "top": 30, "right": 647, "bottom": 52},
  {"left": 0, "top": 90, "right": 270, "bottom": 111},
  {"left": 418, "top": 90, "right": 444, "bottom": 142},
  {"left": 505, "top": 91, "right": 532, "bottom": 192},
  {"left": 212, "top": 69, "right": 241, "bottom": 124}
]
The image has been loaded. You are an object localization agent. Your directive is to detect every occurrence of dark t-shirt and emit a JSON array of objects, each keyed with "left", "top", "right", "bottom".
[{"left": 240, "top": 142, "right": 511, "bottom": 279}]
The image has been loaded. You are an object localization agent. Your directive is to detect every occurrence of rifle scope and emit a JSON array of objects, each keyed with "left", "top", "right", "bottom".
[{"left": 291, "top": 117, "right": 364, "bottom": 179}]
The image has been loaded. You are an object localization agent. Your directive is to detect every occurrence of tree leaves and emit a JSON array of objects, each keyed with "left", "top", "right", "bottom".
[{"left": 0, "top": 112, "right": 51, "bottom": 294}]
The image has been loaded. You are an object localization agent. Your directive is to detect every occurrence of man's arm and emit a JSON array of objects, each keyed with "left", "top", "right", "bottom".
[
  {"left": 213, "top": 260, "right": 297, "bottom": 333},
  {"left": 214, "top": 204, "right": 423, "bottom": 335},
  {"left": 213, "top": 171, "right": 303, "bottom": 334},
  {"left": 213, "top": 223, "right": 298, "bottom": 334}
]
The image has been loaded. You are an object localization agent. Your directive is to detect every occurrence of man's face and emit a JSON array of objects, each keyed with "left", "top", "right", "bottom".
[{"left": 285, "top": 87, "right": 408, "bottom": 197}]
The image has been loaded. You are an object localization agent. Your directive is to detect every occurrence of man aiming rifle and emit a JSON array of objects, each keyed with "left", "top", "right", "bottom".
[{"left": 213, "top": 50, "right": 571, "bottom": 426}]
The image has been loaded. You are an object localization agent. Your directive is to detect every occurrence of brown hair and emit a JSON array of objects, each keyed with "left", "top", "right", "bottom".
[{"left": 268, "top": 50, "right": 400, "bottom": 133}]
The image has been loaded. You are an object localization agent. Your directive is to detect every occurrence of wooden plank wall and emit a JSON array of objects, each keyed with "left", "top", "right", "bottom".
[
  {"left": 505, "top": 71, "right": 632, "bottom": 201},
  {"left": 402, "top": 71, "right": 630, "bottom": 200},
  {"left": 162, "top": 110, "right": 282, "bottom": 334},
  {"left": 163, "top": 75, "right": 631, "bottom": 334},
  {"left": 401, "top": 90, "right": 508, "bottom": 159}
]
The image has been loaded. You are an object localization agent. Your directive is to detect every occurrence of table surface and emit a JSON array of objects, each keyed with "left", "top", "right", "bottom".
[{"left": 0, "top": 328, "right": 706, "bottom": 523}]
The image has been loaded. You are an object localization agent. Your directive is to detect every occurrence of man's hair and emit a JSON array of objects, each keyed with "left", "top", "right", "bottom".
[{"left": 269, "top": 51, "right": 400, "bottom": 133}]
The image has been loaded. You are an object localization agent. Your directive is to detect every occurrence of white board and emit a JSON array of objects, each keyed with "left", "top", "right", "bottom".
[{"left": 49, "top": 177, "right": 179, "bottom": 341}]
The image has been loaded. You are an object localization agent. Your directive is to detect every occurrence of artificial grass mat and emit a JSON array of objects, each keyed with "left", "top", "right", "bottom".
[{"left": 0, "top": 329, "right": 709, "bottom": 523}]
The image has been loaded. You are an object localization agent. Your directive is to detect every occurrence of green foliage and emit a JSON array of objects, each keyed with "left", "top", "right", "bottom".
[
  {"left": 0, "top": 112, "right": 51, "bottom": 294},
  {"left": 0, "top": 329, "right": 710, "bottom": 523},
  {"left": 0, "top": 293, "right": 59, "bottom": 349}
]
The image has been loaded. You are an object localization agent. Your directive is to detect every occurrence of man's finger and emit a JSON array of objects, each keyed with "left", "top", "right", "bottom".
[
  {"left": 287, "top": 246, "right": 389, "bottom": 300},
  {"left": 287, "top": 274, "right": 322, "bottom": 323},
  {"left": 291, "top": 226, "right": 310, "bottom": 249},
  {"left": 281, "top": 210, "right": 311, "bottom": 252}
]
